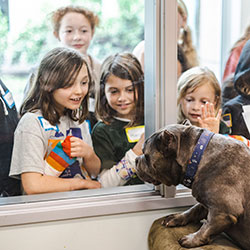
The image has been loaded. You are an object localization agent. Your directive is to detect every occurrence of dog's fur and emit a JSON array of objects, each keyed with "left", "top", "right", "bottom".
[{"left": 135, "top": 123, "right": 250, "bottom": 249}]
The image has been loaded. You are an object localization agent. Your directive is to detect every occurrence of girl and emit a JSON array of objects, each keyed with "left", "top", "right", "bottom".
[
  {"left": 177, "top": 66, "right": 229, "bottom": 134},
  {"left": 51, "top": 6, "right": 101, "bottom": 89},
  {"left": 52, "top": 6, "right": 101, "bottom": 130},
  {"left": 177, "top": 0, "right": 199, "bottom": 67},
  {"left": 25, "top": 6, "right": 100, "bottom": 129},
  {"left": 9, "top": 47, "right": 101, "bottom": 194},
  {"left": 92, "top": 52, "right": 144, "bottom": 188}
]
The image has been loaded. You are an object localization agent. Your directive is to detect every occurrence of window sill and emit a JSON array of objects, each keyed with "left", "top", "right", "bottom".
[{"left": 0, "top": 184, "right": 196, "bottom": 227}]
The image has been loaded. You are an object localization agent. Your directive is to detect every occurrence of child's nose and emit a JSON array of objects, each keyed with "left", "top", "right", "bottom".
[
  {"left": 118, "top": 91, "right": 126, "bottom": 101},
  {"left": 192, "top": 101, "right": 201, "bottom": 110},
  {"left": 73, "top": 31, "right": 81, "bottom": 40},
  {"left": 74, "top": 82, "right": 85, "bottom": 94}
]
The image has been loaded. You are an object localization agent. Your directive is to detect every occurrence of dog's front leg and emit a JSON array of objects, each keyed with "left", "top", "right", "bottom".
[
  {"left": 179, "top": 209, "right": 238, "bottom": 248},
  {"left": 162, "top": 203, "right": 208, "bottom": 227}
]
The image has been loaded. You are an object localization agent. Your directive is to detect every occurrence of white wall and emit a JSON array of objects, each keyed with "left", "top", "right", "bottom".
[{"left": 0, "top": 208, "right": 186, "bottom": 250}]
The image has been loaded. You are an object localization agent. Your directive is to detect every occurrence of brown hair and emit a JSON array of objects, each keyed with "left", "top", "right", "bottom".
[
  {"left": 95, "top": 52, "right": 144, "bottom": 127},
  {"left": 178, "top": 0, "right": 199, "bottom": 67},
  {"left": 51, "top": 6, "right": 100, "bottom": 37},
  {"left": 20, "top": 47, "right": 92, "bottom": 125}
]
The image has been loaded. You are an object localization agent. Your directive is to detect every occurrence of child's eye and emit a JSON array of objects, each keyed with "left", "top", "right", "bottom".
[
  {"left": 82, "top": 29, "right": 88, "bottom": 33},
  {"left": 65, "top": 29, "right": 72, "bottom": 33},
  {"left": 185, "top": 97, "right": 193, "bottom": 102},
  {"left": 126, "top": 87, "right": 134, "bottom": 92},
  {"left": 81, "top": 81, "right": 88, "bottom": 85}
]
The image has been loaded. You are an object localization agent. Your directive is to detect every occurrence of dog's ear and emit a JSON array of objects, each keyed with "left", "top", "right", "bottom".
[
  {"left": 182, "top": 119, "right": 192, "bottom": 126},
  {"left": 155, "top": 130, "right": 176, "bottom": 157}
]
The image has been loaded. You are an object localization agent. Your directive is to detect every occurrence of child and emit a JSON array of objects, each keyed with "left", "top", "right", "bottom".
[
  {"left": 177, "top": 66, "right": 229, "bottom": 134},
  {"left": 92, "top": 52, "right": 144, "bottom": 188},
  {"left": 9, "top": 47, "right": 101, "bottom": 194},
  {"left": 222, "top": 39, "right": 250, "bottom": 139},
  {"left": 51, "top": 6, "right": 101, "bottom": 92},
  {"left": 0, "top": 79, "right": 21, "bottom": 196},
  {"left": 25, "top": 6, "right": 101, "bottom": 129}
]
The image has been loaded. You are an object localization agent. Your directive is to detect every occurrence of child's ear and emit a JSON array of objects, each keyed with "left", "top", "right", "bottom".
[{"left": 182, "top": 119, "right": 192, "bottom": 126}]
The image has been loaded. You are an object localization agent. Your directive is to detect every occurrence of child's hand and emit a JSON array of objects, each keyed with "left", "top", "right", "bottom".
[
  {"left": 132, "top": 133, "right": 145, "bottom": 156},
  {"left": 197, "top": 102, "right": 222, "bottom": 133},
  {"left": 70, "top": 136, "right": 93, "bottom": 158},
  {"left": 82, "top": 179, "right": 101, "bottom": 189},
  {"left": 71, "top": 178, "right": 101, "bottom": 190}
]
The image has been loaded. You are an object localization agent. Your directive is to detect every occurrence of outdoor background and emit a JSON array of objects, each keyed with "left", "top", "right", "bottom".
[{"left": 0, "top": 0, "right": 144, "bottom": 109}]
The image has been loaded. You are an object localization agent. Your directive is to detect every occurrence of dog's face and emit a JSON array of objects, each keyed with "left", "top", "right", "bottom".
[{"left": 136, "top": 125, "right": 184, "bottom": 186}]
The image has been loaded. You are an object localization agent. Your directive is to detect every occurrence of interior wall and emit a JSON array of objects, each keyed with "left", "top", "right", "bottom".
[{"left": 0, "top": 207, "right": 186, "bottom": 250}]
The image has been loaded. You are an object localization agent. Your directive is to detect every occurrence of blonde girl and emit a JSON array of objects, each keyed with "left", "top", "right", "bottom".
[{"left": 177, "top": 66, "right": 229, "bottom": 134}]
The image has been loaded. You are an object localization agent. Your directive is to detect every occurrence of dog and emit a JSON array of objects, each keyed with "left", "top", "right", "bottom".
[{"left": 135, "top": 123, "right": 250, "bottom": 249}]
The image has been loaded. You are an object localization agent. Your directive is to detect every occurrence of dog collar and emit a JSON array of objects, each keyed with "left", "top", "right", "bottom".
[{"left": 183, "top": 130, "right": 214, "bottom": 188}]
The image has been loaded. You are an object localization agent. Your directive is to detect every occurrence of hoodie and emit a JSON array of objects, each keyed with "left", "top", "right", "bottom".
[
  {"left": 222, "top": 39, "right": 250, "bottom": 139},
  {"left": 0, "top": 79, "right": 21, "bottom": 196}
]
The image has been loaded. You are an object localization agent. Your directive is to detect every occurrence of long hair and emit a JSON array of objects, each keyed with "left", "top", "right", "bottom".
[
  {"left": 178, "top": 0, "right": 199, "bottom": 67},
  {"left": 20, "top": 47, "right": 92, "bottom": 125},
  {"left": 95, "top": 52, "right": 144, "bottom": 127},
  {"left": 177, "top": 66, "right": 221, "bottom": 123}
]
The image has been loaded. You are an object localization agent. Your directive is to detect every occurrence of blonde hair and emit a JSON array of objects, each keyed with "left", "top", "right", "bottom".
[
  {"left": 177, "top": 66, "right": 221, "bottom": 123},
  {"left": 178, "top": 0, "right": 199, "bottom": 67}
]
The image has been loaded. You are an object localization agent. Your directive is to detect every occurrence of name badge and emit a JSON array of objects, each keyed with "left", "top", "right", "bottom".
[
  {"left": 2, "top": 90, "right": 15, "bottom": 109},
  {"left": 125, "top": 125, "right": 145, "bottom": 143},
  {"left": 38, "top": 116, "right": 59, "bottom": 131},
  {"left": 88, "top": 97, "right": 95, "bottom": 113}
]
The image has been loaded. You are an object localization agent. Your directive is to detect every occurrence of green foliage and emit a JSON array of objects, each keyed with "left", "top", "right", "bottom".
[
  {"left": 11, "top": 21, "right": 49, "bottom": 65},
  {"left": 90, "top": 0, "right": 144, "bottom": 61},
  {"left": 0, "top": 10, "right": 8, "bottom": 65},
  {"left": 6, "top": 0, "right": 144, "bottom": 67}
]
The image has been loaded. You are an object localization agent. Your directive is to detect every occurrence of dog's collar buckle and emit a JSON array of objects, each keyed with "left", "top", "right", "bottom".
[{"left": 183, "top": 130, "right": 214, "bottom": 188}]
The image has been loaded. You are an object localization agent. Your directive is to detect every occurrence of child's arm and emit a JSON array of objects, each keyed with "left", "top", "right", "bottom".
[
  {"left": 99, "top": 134, "right": 144, "bottom": 188},
  {"left": 70, "top": 136, "right": 101, "bottom": 177},
  {"left": 21, "top": 172, "right": 101, "bottom": 195},
  {"left": 197, "top": 102, "right": 222, "bottom": 133}
]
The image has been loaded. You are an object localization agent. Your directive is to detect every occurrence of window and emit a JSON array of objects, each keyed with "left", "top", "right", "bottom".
[{"left": 0, "top": 0, "right": 246, "bottom": 226}]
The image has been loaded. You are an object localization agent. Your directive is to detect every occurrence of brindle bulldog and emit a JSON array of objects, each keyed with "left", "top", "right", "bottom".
[{"left": 135, "top": 123, "right": 250, "bottom": 249}]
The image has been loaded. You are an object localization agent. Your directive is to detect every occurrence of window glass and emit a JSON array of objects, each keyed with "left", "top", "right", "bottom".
[
  {"left": 0, "top": 0, "right": 147, "bottom": 204},
  {"left": 0, "top": 0, "right": 144, "bottom": 109}
]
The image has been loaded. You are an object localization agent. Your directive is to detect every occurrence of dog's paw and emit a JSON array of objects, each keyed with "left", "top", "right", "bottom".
[
  {"left": 178, "top": 232, "right": 208, "bottom": 248},
  {"left": 161, "top": 213, "right": 188, "bottom": 227}
]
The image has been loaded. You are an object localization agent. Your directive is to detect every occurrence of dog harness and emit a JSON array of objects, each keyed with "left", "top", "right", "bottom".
[{"left": 183, "top": 130, "right": 214, "bottom": 188}]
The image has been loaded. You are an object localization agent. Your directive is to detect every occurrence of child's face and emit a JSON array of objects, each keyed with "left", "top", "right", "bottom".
[
  {"left": 104, "top": 74, "right": 137, "bottom": 120},
  {"left": 57, "top": 12, "right": 93, "bottom": 55},
  {"left": 180, "top": 83, "right": 216, "bottom": 126},
  {"left": 53, "top": 64, "right": 89, "bottom": 114}
]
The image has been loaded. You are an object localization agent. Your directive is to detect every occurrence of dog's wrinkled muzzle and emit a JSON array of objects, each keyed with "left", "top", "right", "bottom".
[{"left": 135, "top": 155, "right": 161, "bottom": 185}]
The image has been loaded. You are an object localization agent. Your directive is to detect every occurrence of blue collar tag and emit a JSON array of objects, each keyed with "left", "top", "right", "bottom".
[{"left": 183, "top": 130, "right": 214, "bottom": 188}]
